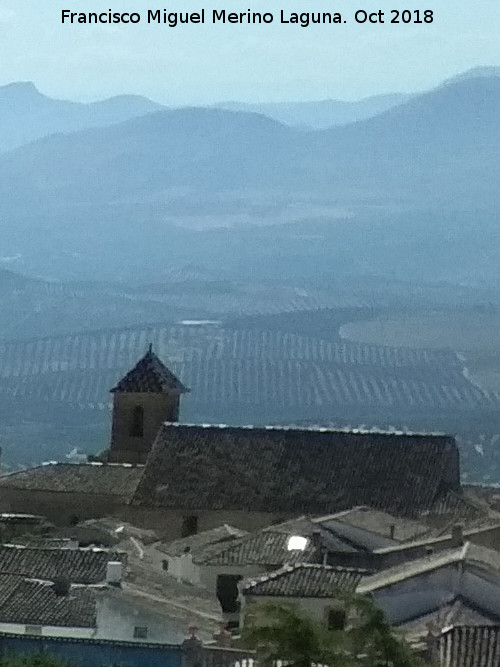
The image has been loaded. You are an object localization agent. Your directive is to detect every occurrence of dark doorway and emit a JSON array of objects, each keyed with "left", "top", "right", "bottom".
[{"left": 216, "top": 574, "right": 242, "bottom": 614}]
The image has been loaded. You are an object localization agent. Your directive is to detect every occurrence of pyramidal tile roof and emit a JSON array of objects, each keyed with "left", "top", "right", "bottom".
[{"left": 111, "top": 348, "right": 189, "bottom": 394}]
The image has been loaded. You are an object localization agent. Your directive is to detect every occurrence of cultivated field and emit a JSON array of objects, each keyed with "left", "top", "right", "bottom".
[{"left": 0, "top": 323, "right": 494, "bottom": 418}]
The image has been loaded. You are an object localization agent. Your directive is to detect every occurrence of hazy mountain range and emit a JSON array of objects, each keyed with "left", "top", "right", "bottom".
[
  {"left": 0, "top": 67, "right": 499, "bottom": 284},
  {"left": 0, "top": 82, "right": 409, "bottom": 152},
  {"left": 1, "top": 66, "right": 498, "bottom": 152},
  {"left": 1, "top": 75, "right": 499, "bottom": 205}
]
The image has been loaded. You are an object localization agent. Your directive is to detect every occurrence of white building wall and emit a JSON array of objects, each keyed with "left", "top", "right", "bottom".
[
  {"left": 94, "top": 589, "right": 191, "bottom": 643},
  {"left": 0, "top": 622, "right": 94, "bottom": 638},
  {"left": 169, "top": 553, "right": 201, "bottom": 585}
]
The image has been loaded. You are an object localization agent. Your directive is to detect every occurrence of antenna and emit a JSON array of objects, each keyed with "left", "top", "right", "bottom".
[{"left": 148, "top": 343, "right": 153, "bottom": 354}]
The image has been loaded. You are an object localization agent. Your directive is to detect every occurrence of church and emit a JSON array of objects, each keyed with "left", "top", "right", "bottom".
[{"left": 0, "top": 348, "right": 478, "bottom": 538}]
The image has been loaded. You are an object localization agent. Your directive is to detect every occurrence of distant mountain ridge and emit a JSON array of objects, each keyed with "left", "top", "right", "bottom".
[
  {"left": 0, "top": 70, "right": 500, "bottom": 284},
  {"left": 214, "top": 93, "right": 413, "bottom": 129},
  {"left": 0, "top": 66, "right": 498, "bottom": 151},
  {"left": 1, "top": 75, "right": 498, "bottom": 208},
  {"left": 445, "top": 66, "right": 500, "bottom": 84},
  {"left": 0, "top": 82, "right": 413, "bottom": 150},
  {"left": 0, "top": 81, "right": 163, "bottom": 151}
]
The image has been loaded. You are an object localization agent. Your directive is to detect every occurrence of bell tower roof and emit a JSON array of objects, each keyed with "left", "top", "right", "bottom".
[{"left": 111, "top": 346, "right": 189, "bottom": 395}]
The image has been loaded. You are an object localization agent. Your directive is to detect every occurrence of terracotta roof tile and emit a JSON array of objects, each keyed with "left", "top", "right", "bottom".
[
  {"left": 440, "top": 625, "right": 500, "bottom": 667},
  {"left": 158, "top": 524, "right": 247, "bottom": 558},
  {"left": 242, "top": 563, "right": 366, "bottom": 598},
  {"left": 0, "top": 545, "right": 127, "bottom": 584},
  {"left": 0, "top": 463, "right": 143, "bottom": 500},
  {"left": 133, "top": 423, "right": 460, "bottom": 517},
  {"left": 194, "top": 530, "right": 317, "bottom": 566},
  {"left": 0, "top": 577, "right": 97, "bottom": 628}
]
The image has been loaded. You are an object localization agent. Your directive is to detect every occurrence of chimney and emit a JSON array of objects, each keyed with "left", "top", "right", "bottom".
[
  {"left": 213, "top": 622, "right": 232, "bottom": 647},
  {"left": 421, "top": 626, "right": 440, "bottom": 664},
  {"left": 311, "top": 529, "right": 322, "bottom": 549},
  {"left": 451, "top": 524, "right": 464, "bottom": 547},
  {"left": 389, "top": 524, "right": 396, "bottom": 539},
  {"left": 311, "top": 529, "right": 327, "bottom": 565},
  {"left": 52, "top": 577, "right": 71, "bottom": 597},
  {"left": 64, "top": 539, "right": 79, "bottom": 550},
  {"left": 106, "top": 560, "right": 123, "bottom": 586}
]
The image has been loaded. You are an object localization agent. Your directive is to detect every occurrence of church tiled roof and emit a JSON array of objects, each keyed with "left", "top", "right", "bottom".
[
  {"left": 132, "top": 423, "right": 460, "bottom": 517},
  {"left": 110, "top": 348, "right": 188, "bottom": 394},
  {"left": 0, "top": 463, "right": 143, "bottom": 501},
  {"left": 242, "top": 563, "right": 366, "bottom": 597}
]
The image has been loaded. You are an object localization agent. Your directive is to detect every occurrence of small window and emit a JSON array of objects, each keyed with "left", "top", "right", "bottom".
[
  {"left": 327, "top": 609, "right": 346, "bottom": 631},
  {"left": 133, "top": 626, "right": 148, "bottom": 639},
  {"left": 25, "top": 625, "right": 42, "bottom": 636},
  {"left": 162, "top": 559, "right": 169, "bottom": 571},
  {"left": 181, "top": 515, "right": 198, "bottom": 538},
  {"left": 130, "top": 406, "right": 144, "bottom": 437}
]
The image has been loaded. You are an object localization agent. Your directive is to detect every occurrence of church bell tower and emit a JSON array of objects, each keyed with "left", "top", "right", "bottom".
[{"left": 108, "top": 346, "right": 189, "bottom": 464}]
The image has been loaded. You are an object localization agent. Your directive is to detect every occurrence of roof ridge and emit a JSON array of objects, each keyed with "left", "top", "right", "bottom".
[
  {"left": 0, "top": 465, "right": 48, "bottom": 477},
  {"left": 244, "top": 562, "right": 302, "bottom": 590},
  {"left": 0, "top": 543, "right": 126, "bottom": 558},
  {"left": 160, "top": 422, "right": 450, "bottom": 438},
  {"left": 258, "top": 562, "right": 366, "bottom": 574},
  {"left": 2, "top": 462, "right": 145, "bottom": 473}
]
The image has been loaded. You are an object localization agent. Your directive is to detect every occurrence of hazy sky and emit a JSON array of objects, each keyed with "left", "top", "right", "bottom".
[{"left": 0, "top": 0, "right": 499, "bottom": 103}]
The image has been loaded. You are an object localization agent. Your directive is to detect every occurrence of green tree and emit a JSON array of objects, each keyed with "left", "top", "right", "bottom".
[
  {"left": 241, "top": 600, "right": 356, "bottom": 667},
  {"left": 241, "top": 597, "right": 431, "bottom": 667},
  {"left": 346, "top": 595, "right": 429, "bottom": 667}
]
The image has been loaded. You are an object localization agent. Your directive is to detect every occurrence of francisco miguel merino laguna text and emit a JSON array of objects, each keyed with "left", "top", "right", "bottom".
[
  {"left": 62, "top": 8, "right": 435, "bottom": 26},
  {"left": 61, "top": 8, "right": 348, "bottom": 27}
]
